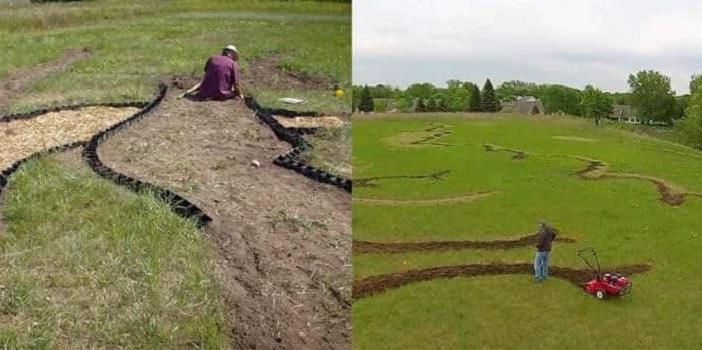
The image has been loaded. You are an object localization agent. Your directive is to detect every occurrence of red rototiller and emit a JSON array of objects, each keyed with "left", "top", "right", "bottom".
[{"left": 576, "top": 247, "right": 631, "bottom": 300}]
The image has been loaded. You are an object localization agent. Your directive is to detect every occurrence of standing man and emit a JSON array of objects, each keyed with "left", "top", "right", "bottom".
[
  {"left": 534, "top": 220, "right": 557, "bottom": 282},
  {"left": 181, "top": 45, "right": 243, "bottom": 100}
]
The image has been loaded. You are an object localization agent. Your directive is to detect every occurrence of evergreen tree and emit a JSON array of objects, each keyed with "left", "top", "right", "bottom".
[
  {"left": 427, "top": 98, "right": 438, "bottom": 112},
  {"left": 358, "top": 85, "right": 375, "bottom": 112},
  {"left": 416, "top": 98, "right": 426, "bottom": 112},
  {"left": 481, "top": 79, "right": 499, "bottom": 112},
  {"left": 468, "top": 83, "right": 482, "bottom": 112}
]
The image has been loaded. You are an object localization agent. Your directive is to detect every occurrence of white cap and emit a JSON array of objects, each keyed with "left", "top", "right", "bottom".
[{"left": 224, "top": 45, "right": 238, "bottom": 53}]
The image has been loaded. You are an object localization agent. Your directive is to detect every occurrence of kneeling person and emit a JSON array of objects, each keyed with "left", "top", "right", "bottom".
[{"left": 184, "top": 45, "right": 243, "bottom": 100}]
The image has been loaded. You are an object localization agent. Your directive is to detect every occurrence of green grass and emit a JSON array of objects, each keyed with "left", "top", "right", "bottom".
[
  {"left": 0, "top": 155, "right": 225, "bottom": 348},
  {"left": 0, "top": 0, "right": 351, "bottom": 113},
  {"left": 353, "top": 113, "right": 702, "bottom": 349}
]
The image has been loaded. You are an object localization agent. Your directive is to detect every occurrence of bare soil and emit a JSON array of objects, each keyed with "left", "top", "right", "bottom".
[
  {"left": 169, "top": 53, "right": 334, "bottom": 93},
  {"left": 353, "top": 263, "right": 652, "bottom": 300},
  {"left": 355, "top": 170, "right": 451, "bottom": 188},
  {"left": 353, "top": 233, "right": 575, "bottom": 255},
  {"left": 352, "top": 191, "right": 500, "bottom": 205},
  {"left": 98, "top": 91, "right": 351, "bottom": 349},
  {"left": 0, "top": 48, "right": 91, "bottom": 112}
]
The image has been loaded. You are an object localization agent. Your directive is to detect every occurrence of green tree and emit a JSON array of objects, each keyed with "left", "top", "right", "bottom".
[
  {"left": 358, "top": 85, "right": 375, "bottom": 112},
  {"left": 691, "top": 74, "right": 702, "bottom": 96},
  {"left": 481, "top": 79, "right": 499, "bottom": 112},
  {"left": 446, "top": 80, "right": 470, "bottom": 111},
  {"left": 681, "top": 88, "right": 702, "bottom": 149},
  {"left": 536, "top": 84, "right": 582, "bottom": 115},
  {"left": 406, "top": 83, "right": 437, "bottom": 99},
  {"left": 426, "top": 98, "right": 438, "bottom": 112},
  {"left": 580, "top": 85, "right": 613, "bottom": 125},
  {"left": 627, "top": 70, "right": 676, "bottom": 124},
  {"left": 415, "top": 98, "right": 426, "bottom": 112},
  {"left": 496, "top": 80, "right": 537, "bottom": 101},
  {"left": 467, "top": 83, "right": 481, "bottom": 112}
]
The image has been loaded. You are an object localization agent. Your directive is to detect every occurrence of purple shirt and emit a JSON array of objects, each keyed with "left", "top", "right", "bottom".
[{"left": 199, "top": 54, "right": 240, "bottom": 99}]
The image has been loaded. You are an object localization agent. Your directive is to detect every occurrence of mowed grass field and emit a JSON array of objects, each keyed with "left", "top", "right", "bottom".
[
  {"left": 0, "top": 0, "right": 351, "bottom": 113},
  {"left": 353, "top": 113, "right": 702, "bottom": 349},
  {"left": 1, "top": 1, "right": 349, "bottom": 347}
]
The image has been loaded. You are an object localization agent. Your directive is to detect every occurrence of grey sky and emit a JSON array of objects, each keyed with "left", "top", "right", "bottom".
[{"left": 353, "top": 0, "right": 702, "bottom": 93}]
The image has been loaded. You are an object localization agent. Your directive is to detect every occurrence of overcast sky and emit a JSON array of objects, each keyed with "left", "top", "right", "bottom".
[{"left": 353, "top": 0, "right": 702, "bottom": 93}]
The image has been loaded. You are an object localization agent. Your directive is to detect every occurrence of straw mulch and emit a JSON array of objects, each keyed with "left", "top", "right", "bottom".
[
  {"left": 273, "top": 115, "right": 345, "bottom": 129},
  {"left": 1, "top": 106, "right": 139, "bottom": 169}
]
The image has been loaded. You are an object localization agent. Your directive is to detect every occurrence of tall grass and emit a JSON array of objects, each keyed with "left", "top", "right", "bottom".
[{"left": 0, "top": 155, "right": 226, "bottom": 348}]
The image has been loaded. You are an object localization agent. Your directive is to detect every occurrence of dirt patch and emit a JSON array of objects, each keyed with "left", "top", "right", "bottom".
[
  {"left": 0, "top": 106, "right": 139, "bottom": 169},
  {"left": 353, "top": 191, "right": 500, "bottom": 205},
  {"left": 354, "top": 233, "right": 575, "bottom": 254},
  {"left": 245, "top": 54, "right": 333, "bottom": 90},
  {"left": 98, "top": 91, "right": 351, "bottom": 349},
  {"left": 353, "top": 263, "right": 652, "bottom": 300},
  {"left": 482, "top": 143, "right": 528, "bottom": 160},
  {"left": 355, "top": 170, "right": 450, "bottom": 188},
  {"left": 0, "top": 48, "right": 91, "bottom": 112},
  {"left": 382, "top": 124, "right": 453, "bottom": 147}
]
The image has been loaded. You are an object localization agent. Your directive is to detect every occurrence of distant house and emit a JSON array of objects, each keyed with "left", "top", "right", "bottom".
[
  {"left": 502, "top": 96, "right": 545, "bottom": 115},
  {"left": 609, "top": 105, "right": 640, "bottom": 124}
]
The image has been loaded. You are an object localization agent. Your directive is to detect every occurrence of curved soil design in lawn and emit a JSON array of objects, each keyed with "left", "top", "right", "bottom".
[
  {"left": 0, "top": 48, "right": 91, "bottom": 112},
  {"left": 353, "top": 190, "right": 500, "bottom": 205},
  {"left": 574, "top": 157, "right": 702, "bottom": 206},
  {"left": 353, "top": 263, "right": 652, "bottom": 300},
  {"left": 353, "top": 232, "right": 575, "bottom": 254},
  {"left": 482, "top": 143, "right": 528, "bottom": 159},
  {"left": 482, "top": 144, "right": 702, "bottom": 206},
  {"left": 98, "top": 89, "right": 351, "bottom": 349},
  {"left": 382, "top": 124, "right": 454, "bottom": 148},
  {"left": 355, "top": 170, "right": 450, "bottom": 187}
]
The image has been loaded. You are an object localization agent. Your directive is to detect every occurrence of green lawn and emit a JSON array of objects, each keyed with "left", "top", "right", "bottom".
[
  {"left": 0, "top": 0, "right": 351, "bottom": 113},
  {"left": 0, "top": 155, "right": 225, "bottom": 348},
  {"left": 353, "top": 113, "right": 702, "bottom": 349}
]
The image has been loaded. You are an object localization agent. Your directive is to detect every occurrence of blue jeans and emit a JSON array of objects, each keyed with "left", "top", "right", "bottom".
[{"left": 534, "top": 251, "right": 550, "bottom": 281}]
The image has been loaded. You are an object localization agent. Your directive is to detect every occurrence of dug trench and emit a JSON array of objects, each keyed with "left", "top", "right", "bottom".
[
  {"left": 97, "top": 88, "right": 351, "bottom": 348},
  {"left": 355, "top": 170, "right": 451, "bottom": 187},
  {"left": 353, "top": 262, "right": 652, "bottom": 300},
  {"left": 354, "top": 232, "right": 576, "bottom": 254},
  {"left": 0, "top": 48, "right": 92, "bottom": 113},
  {"left": 482, "top": 144, "right": 702, "bottom": 206}
]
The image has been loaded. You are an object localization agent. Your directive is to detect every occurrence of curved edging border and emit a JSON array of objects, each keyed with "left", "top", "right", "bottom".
[
  {"left": 244, "top": 98, "right": 352, "bottom": 192},
  {"left": 81, "top": 84, "right": 213, "bottom": 228},
  {"left": 0, "top": 141, "right": 87, "bottom": 197}
]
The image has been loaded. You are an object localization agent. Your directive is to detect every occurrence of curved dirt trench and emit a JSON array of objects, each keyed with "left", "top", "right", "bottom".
[
  {"left": 482, "top": 144, "right": 702, "bottom": 206},
  {"left": 352, "top": 190, "right": 500, "bottom": 205},
  {"left": 355, "top": 170, "right": 450, "bottom": 187},
  {"left": 353, "top": 232, "right": 575, "bottom": 254},
  {"left": 353, "top": 263, "right": 652, "bottom": 300},
  {"left": 0, "top": 48, "right": 91, "bottom": 113},
  {"left": 98, "top": 89, "right": 351, "bottom": 349}
]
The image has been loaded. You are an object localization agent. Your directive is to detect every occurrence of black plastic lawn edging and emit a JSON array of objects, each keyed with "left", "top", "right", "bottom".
[
  {"left": 1, "top": 101, "right": 150, "bottom": 123},
  {"left": 244, "top": 97, "right": 352, "bottom": 193},
  {"left": 81, "top": 84, "right": 212, "bottom": 229},
  {"left": 0, "top": 141, "right": 86, "bottom": 197}
]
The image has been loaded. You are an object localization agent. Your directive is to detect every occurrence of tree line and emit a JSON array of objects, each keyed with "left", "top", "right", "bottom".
[{"left": 353, "top": 71, "right": 702, "bottom": 149}]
